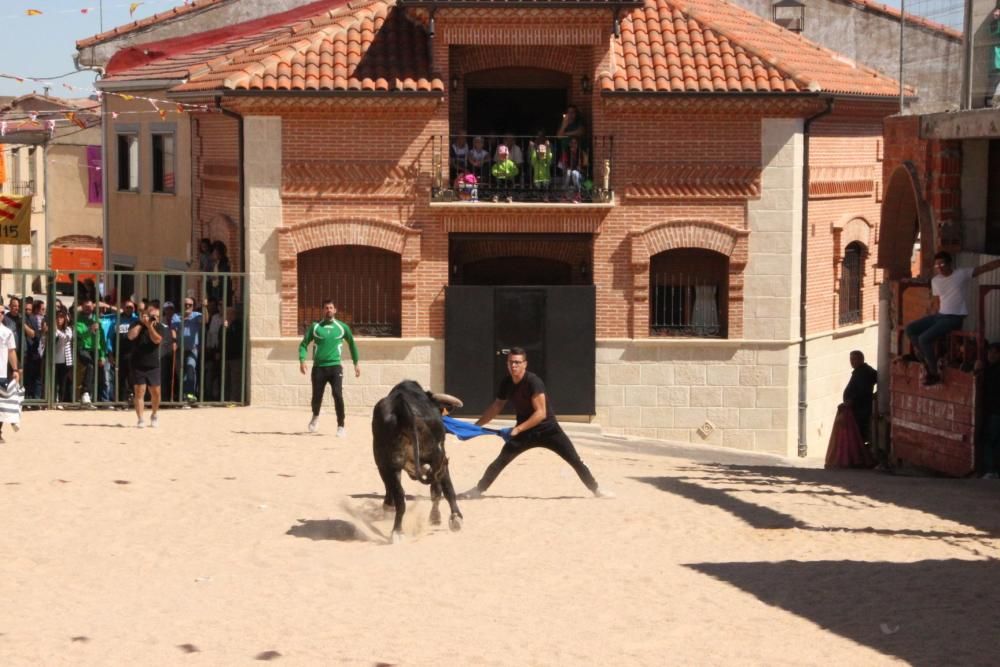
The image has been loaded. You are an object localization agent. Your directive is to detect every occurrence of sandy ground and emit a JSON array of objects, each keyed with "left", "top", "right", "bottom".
[{"left": 2, "top": 406, "right": 1000, "bottom": 666}]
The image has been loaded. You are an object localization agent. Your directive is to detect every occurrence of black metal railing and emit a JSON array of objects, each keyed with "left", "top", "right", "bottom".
[
  {"left": 431, "top": 134, "right": 614, "bottom": 204},
  {"left": 650, "top": 273, "right": 726, "bottom": 338},
  {"left": 2, "top": 181, "right": 35, "bottom": 196},
  {"left": 1, "top": 268, "right": 249, "bottom": 409}
]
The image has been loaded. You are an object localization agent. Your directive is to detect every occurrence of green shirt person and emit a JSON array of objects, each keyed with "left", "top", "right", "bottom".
[{"left": 299, "top": 300, "right": 360, "bottom": 436}]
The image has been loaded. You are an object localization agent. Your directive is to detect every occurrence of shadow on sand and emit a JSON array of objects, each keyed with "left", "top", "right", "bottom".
[
  {"left": 286, "top": 519, "right": 370, "bottom": 542},
  {"left": 231, "top": 430, "right": 312, "bottom": 437},
  {"left": 636, "top": 462, "right": 1000, "bottom": 536},
  {"left": 687, "top": 559, "right": 1000, "bottom": 666}
]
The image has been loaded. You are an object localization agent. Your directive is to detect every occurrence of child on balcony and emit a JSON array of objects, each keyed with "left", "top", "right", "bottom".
[
  {"left": 450, "top": 135, "right": 469, "bottom": 179},
  {"left": 468, "top": 136, "right": 490, "bottom": 181},
  {"left": 454, "top": 168, "right": 478, "bottom": 202},
  {"left": 529, "top": 141, "right": 553, "bottom": 198},
  {"left": 491, "top": 144, "right": 519, "bottom": 202}
]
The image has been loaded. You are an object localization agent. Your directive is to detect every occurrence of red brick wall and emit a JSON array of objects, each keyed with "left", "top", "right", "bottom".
[
  {"left": 220, "top": 18, "right": 900, "bottom": 342},
  {"left": 192, "top": 113, "right": 241, "bottom": 271},
  {"left": 806, "top": 106, "right": 889, "bottom": 334}
]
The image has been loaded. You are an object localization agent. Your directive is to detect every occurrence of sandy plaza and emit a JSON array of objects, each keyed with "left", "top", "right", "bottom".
[{"left": 1, "top": 406, "right": 998, "bottom": 666}]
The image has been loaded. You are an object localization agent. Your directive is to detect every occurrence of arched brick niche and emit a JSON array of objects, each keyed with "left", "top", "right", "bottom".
[
  {"left": 277, "top": 218, "right": 420, "bottom": 336},
  {"left": 629, "top": 219, "right": 750, "bottom": 338},
  {"left": 879, "top": 163, "right": 935, "bottom": 280}
]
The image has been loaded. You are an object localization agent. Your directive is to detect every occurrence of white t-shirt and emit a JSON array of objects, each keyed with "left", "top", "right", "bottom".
[
  {"left": 932, "top": 267, "right": 974, "bottom": 316},
  {"left": 0, "top": 324, "right": 14, "bottom": 381}
]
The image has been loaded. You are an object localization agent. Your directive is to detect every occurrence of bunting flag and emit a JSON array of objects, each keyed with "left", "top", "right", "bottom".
[
  {"left": 129, "top": 2, "right": 144, "bottom": 17},
  {"left": 0, "top": 195, "right": 33, "bottom": 245},
  {"left": 25, "top": 9, "right": 42, "bottom": 16}
]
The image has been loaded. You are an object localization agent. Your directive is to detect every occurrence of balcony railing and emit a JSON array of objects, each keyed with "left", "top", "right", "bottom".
[
  {"left": 2, "top": 181, "right": 35, "bottom": 196},
  {"left": 431, "top": 134, "right": 614, "bottom": 204}
]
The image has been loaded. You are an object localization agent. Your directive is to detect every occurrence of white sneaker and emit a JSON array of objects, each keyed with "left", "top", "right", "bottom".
[
  {"left": 308, "top": 417, "right": 319, "bottom": 433},
  {"left": 150, "top": 415, "right": 159, "bottom": 428},
  {"left": 336, "top": 426, "right": 346, "bottom": 438},
  {"left": 981, "top": 472, "right": 998, "bottom": 480},
  {"left": 81, "top": 392, "right": 91, "bottom": 405},
  {"left": 594, "top": 487, "right": 616, "bottom": 499},
  {"left": 460, "top": 487, "right": 483, "bottom": 500},
  {"left": 136, "top": 419, "right": 146, "bottom": 429}
]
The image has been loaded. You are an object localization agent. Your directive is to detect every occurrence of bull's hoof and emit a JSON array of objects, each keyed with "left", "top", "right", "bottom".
[
  {"left": 449, "top": 514, "right": 463, "bottom": 532},
  {"left": 391, "top": 530, "right": 404, "bottom": 544},
  {"left": 429, "top": 507, "right": 442, "bottom": 525}
]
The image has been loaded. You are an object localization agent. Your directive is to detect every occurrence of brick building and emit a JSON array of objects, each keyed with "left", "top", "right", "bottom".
[
  {"left": 877, "top": 0, "right": 1000, "bottom": 476},
  {"left": 77, "top": 0, "right": 905, "bottom": 456}
]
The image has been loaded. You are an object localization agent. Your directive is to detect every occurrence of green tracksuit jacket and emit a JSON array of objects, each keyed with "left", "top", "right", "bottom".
[{"left": 298, "top": 319, "right": 359, "bottom": 367}]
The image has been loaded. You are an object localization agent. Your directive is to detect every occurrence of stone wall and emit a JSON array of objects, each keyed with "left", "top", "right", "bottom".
[{"left": 594, "top": 340, "right": 798, "bottom": 457}]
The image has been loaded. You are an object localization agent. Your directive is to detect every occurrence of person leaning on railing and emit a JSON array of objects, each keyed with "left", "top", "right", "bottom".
[{"left": 904, "top": 251, "right": 1000, "bottom": 386}]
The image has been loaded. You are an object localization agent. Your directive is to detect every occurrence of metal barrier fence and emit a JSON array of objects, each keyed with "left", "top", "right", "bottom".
[{"left": 1, "top": 268, "right": 249, "bottom": 409}]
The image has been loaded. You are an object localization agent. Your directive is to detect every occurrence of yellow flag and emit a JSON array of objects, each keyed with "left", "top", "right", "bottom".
[
  {"left": 129, "top": 2, "right": 143, "bottom": 17},
  {"left": 25, "top": 9, "right": 43, "bottom": 16},
  {"left": 0, "top": 195, "right": 32, "bottom": 245}
]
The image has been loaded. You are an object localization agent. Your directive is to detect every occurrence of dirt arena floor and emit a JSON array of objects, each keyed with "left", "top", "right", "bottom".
[{"left": 2, "top": 406, "right": 999, "bottom": 666}]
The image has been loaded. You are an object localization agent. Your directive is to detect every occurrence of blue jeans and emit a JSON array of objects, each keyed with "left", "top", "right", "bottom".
[
  {"left": 183, "top": 351, "right": 199, "bottom": 397},
  {"left": 904, "top": 314, "right": 964, "bottom": 374}
]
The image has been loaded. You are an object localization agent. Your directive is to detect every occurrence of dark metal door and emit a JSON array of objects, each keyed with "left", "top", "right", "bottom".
[
  {"left": 446, "top": 286, "right": 595, "bottom": 417},
  {"left": 445, "top": 286, "right": 495, "bottom": 415},
  {"left": 493, "top": 288, "right": 546, "bottom": 394}
]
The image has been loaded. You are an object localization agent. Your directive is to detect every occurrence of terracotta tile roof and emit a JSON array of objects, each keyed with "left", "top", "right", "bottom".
[
  {"left": 839, "top": 0, "right": 962, "bottom": 40},
  {"left": 77, "top": 0, "right": 231, "bottom": 49},
  {"left": 103, "top": 0, "right": 440, "bottom": 94},
  {"left": 603, "top": 0, "right": 906, "bottom": 97},
  {"left": 175, "top": 1, "right": 440, "bottom": 93}
]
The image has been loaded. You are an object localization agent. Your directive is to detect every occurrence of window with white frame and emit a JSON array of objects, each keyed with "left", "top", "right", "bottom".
[
  {"left": 117, "top": 133, "right": 139, "bottom": 191},
  {"left": 650, "top": 248, "right": 729, "bottom": 338},
  {"left": 152, "top": 132, "right": 176, "bottom": 193}
]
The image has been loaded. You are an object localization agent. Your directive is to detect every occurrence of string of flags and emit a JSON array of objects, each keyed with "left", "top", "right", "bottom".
[{"left": 16, "top": 1, "right": 196, "bottom": 21}]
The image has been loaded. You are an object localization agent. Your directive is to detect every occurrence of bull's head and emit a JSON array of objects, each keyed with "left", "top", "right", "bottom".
[{"left": 429, "top": 392, "right": 463, "bottom": 415}]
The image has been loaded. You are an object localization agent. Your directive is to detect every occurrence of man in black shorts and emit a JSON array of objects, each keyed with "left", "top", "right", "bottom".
[
  {"left": 127, "top": 305, "right": 167, "bottom": 428},
  {"left": 463, "top": 347, "right": 613, "bottom": 498}
]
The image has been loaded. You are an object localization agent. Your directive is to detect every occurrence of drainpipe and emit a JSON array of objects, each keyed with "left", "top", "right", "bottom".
[{"left": 798, "top": 98, "right": 835, "bottom": 458}]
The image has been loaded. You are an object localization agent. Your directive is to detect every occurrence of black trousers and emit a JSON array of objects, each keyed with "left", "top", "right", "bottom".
[
  {"left": 477, "top": 421, "right": 598, "bottom": 493},
  {"left": 311, "top": 365, "right": 345, "bottom": 425}
]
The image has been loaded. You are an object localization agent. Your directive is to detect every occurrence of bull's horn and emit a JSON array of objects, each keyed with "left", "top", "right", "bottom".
[{"left": 431, "top": 392, "right": 464, "bottom": 408}]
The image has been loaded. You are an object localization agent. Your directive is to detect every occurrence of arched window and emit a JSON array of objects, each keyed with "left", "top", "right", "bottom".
[
  {"left": 839, "top": 241, "right": 865, "bottom": 326},
  {"left": 297, "top": 245, "right": 401, "bottom": 336},
  {"left": 649, "top": 248, "right": 728, "bottom": 338}
]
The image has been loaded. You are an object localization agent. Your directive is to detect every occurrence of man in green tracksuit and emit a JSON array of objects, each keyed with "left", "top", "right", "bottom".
[{"left": 299, "top": 299, "right": 360, "bottom": 436}]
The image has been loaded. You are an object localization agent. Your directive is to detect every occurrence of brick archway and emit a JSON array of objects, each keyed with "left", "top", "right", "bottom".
[
  {"left": 277, "top": 218, "right": 420, "bottom": 335},
  {"left": 879, "top": 163, "right": 934, "bottom": 280},
  {"left": 629, "top": 220, "right": 750, "bottom": 338}
]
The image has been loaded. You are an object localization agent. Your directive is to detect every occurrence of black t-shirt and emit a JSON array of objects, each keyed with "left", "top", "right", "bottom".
[
  {"left": 497, "top": 371, "right": 555, "bottom": 426},
  {"left": 131, "top": 322, "right": 168, "bottom": 370}
]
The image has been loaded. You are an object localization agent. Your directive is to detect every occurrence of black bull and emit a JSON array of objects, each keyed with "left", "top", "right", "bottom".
[{"left": 371, "top": 380, "right": 464, "bottom": 543}]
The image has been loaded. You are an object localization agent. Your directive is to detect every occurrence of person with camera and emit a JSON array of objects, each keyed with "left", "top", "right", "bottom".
[{"left": 127, "top": 305, "right": 168, "bottom": 428}]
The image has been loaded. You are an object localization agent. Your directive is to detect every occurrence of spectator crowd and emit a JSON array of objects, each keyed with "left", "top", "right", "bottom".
[{"left": 1, "top": 270, "right": 245, "bottom": 410}]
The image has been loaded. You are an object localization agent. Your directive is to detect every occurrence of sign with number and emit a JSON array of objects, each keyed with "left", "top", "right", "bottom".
[{"left": 0, "top": 194, "right": 31, "bottom": 245}]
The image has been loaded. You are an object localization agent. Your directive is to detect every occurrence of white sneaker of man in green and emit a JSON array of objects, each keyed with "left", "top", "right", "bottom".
[{"left": 308, "top": 416, "right": 319, "bottom": 433}]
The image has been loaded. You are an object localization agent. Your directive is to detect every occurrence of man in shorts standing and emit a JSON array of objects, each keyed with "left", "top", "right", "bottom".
[
  {"left": 299, "top": 299, "right": 360, "bottom": 436},
  {"left": 128, "top": 305, "right": 167, "bottom": 428}
]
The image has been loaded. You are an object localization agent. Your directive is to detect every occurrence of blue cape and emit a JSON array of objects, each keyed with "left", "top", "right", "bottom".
[{"left": 441, "top": 416, "right": 511, "bottom": 442}]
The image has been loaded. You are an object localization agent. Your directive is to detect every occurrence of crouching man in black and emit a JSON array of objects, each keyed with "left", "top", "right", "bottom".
[{"left": 462, "top": 347, "right": 613, "bottom": 499}]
